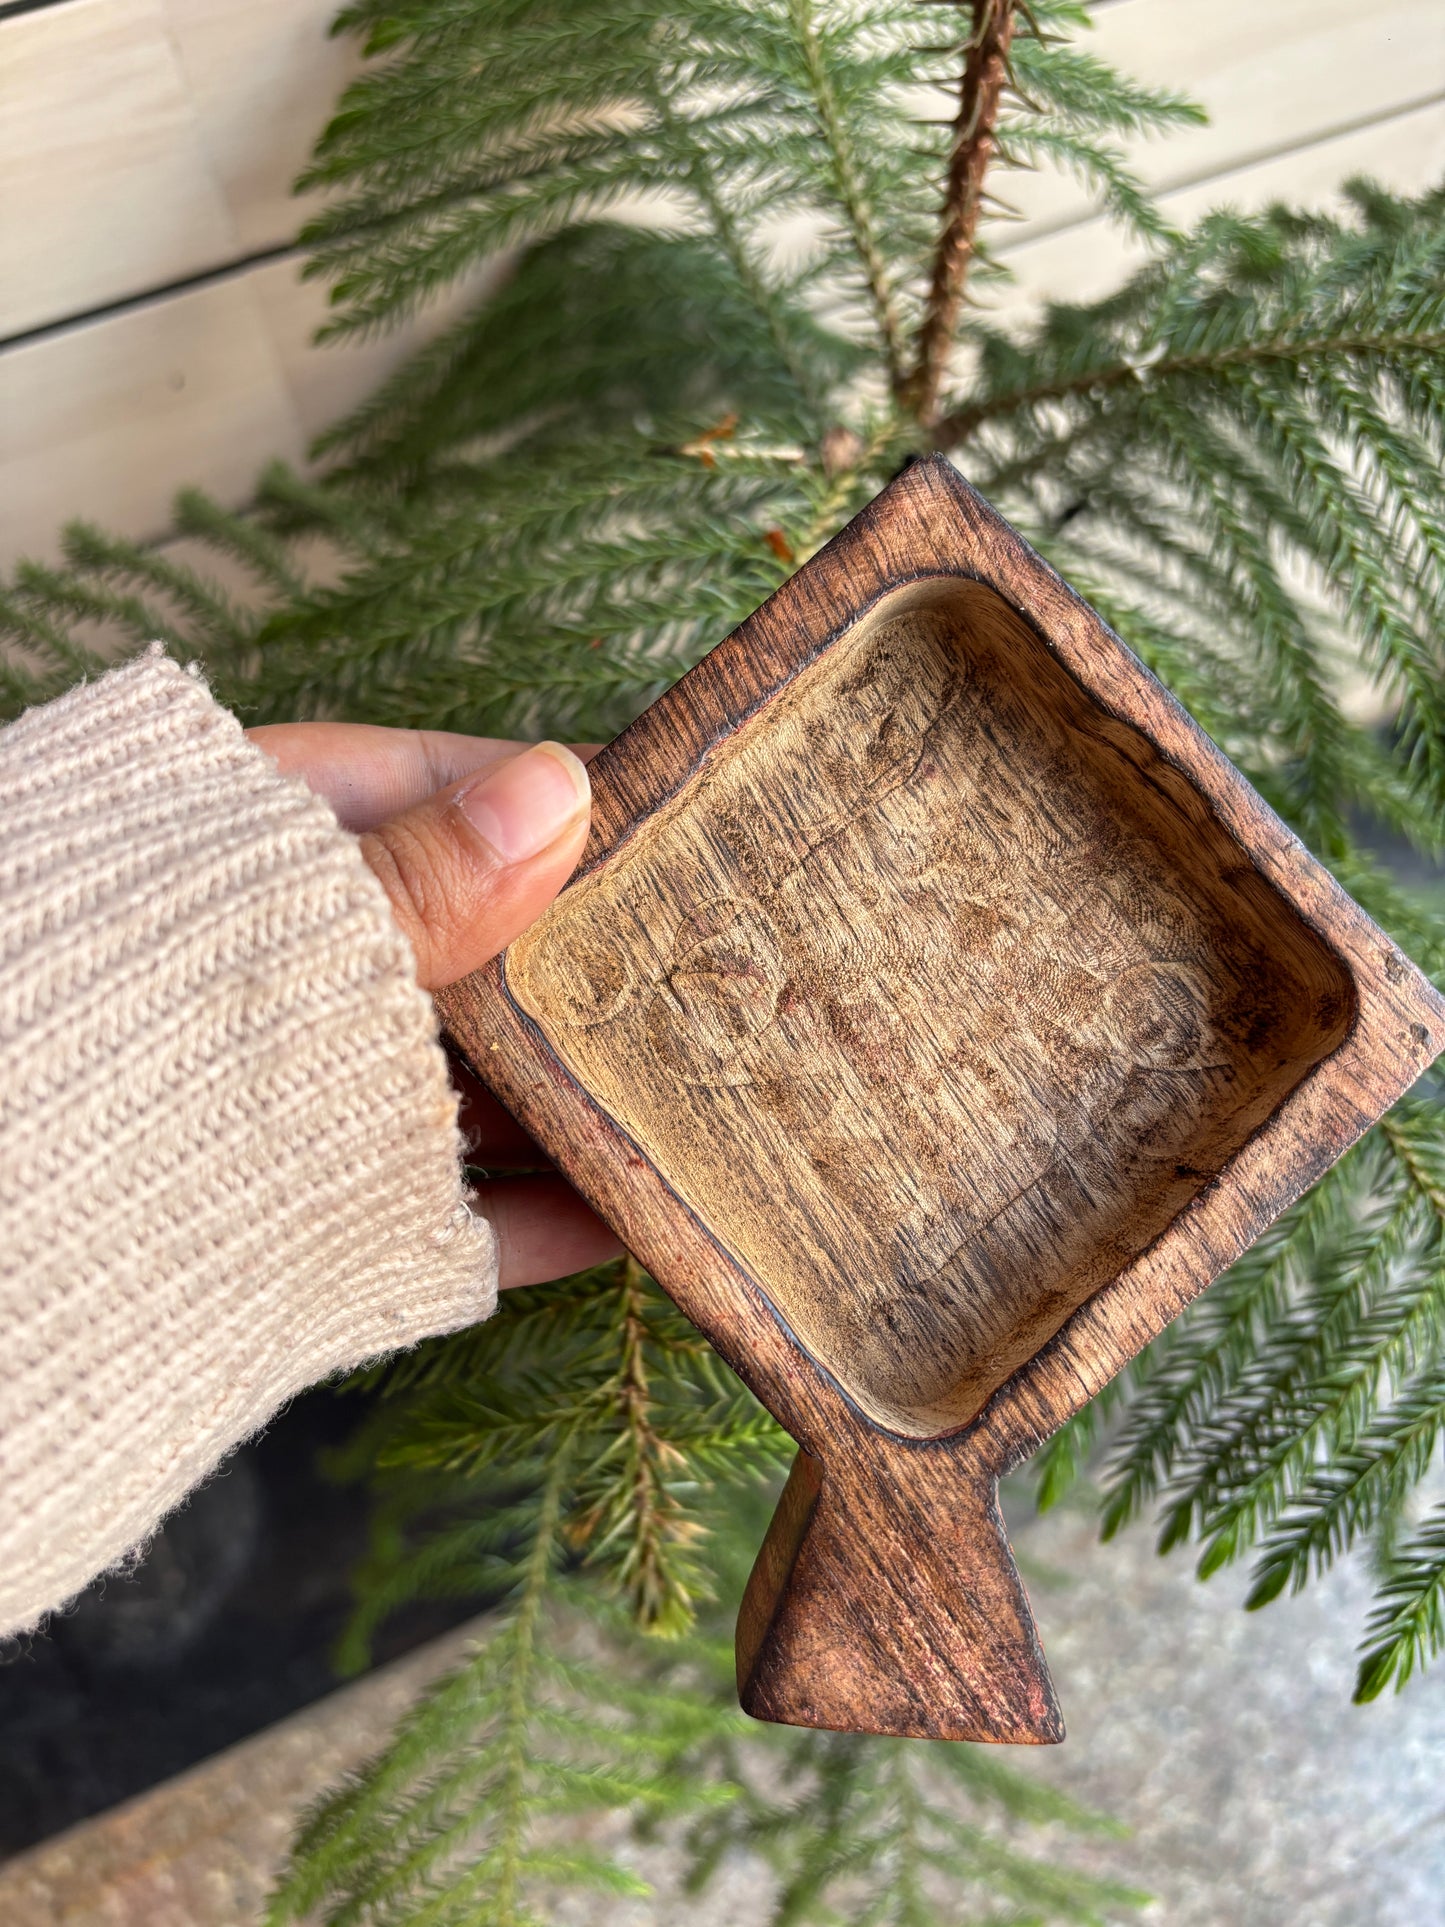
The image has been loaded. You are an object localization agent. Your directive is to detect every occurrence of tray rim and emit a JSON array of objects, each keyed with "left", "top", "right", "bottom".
[{"left": 438, "top": 454, "right": 1445, "bottom": 1474}]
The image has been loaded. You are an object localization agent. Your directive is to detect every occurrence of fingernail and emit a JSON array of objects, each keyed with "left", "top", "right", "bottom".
[{"left": 456, "top": 742, "right": 589, "bottom": 864}]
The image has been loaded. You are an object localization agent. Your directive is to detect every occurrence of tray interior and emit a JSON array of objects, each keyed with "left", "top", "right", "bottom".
[{"left": 507, "top": 577, "right": 1355, "bottom": 1437}]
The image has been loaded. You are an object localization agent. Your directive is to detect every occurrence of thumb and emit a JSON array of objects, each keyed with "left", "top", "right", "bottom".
[{"left": 359, "top": 741, "right": 591, "bottom": 990}]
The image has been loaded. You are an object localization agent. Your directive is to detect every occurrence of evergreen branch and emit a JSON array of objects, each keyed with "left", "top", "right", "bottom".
[
  {"left": 1098, "top": 1167, "right": 1353, "bottom": 1541},
  {"left": 1245, "top": 1360, "right": 1445, "bottom": 1610},
  {"left": 695, "top": 1725, "right": 1147, "bottom": 1925},
  {"left": 57, "top": 521, "right": 250, "bottom": 648},
  {"left": 9, "top": 558, "right": 191, "bottom": 657},
  {"left": 996, "top": 122, "right": 1179, "bottom": 244},
  {"left": 1354, "top": 1500, "right": 1445, "bottom": 1701},
  {"left": 645, "top": 79, "right": 827, "bottom": 418},
  {"left": 936, "top": 328, "right": 1445, "bottom": 447},
  {"left": 1382, "top": 1104, "right": 1445, "bottom": 1222},
  {"left": 1006, "top": 34, "right": 1205, "bottom": 140},
  {"left": 907, "top": 0, "right": 1017, "bottom": 424},
  {"left": 0, "top": 589, "right": 107, "bottom": 699},
  {"left": 788, "top": 0, "right": 910, "bottom": 393},
  {"left": 572, "top": 1255, "right": 708, "bottom": 1635},
  {"left": 1183, "top": 1187, "right": 1437, "bottom": 1580},
  {"left": 1038, "top": 519, "right": 1277, "bottom": 743},
  {"left": 492, "top": 1443, "right": 572, "bottom": 1925},
  {"left": 1238, "top": 369, "right": 1445, "bottom": 811},
  {"left": 1133, "top": 392, "right": 1354, "bottom": 844},
  {"left": 172, "top": 486, "right": 306, "bottom": 600},
  {"left": 266, "top": 1437, "right": 576, "bottom": 1926}
]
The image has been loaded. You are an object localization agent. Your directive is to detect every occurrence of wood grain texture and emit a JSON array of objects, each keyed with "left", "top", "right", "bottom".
[
  {"left": 0, "top": 258, "right": 500, "bottom": 568},
  {"left": 0, "top": 0, "right": 357, "bottom": 339},
  {"left": 6, "top": 0, "right": 1439, "bottom": 564},
  {"left": 508, "top": 577, "right": 1352, "bottom": 1439},
  {"left": 440, "top": 458, "right": 1444, "bottom": 1745}
]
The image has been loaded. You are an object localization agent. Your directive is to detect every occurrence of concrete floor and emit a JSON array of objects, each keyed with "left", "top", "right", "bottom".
[
  {"left": 1007, "top": 1497, "right": 1445, "bottom": 1927},
  {"left": 1, "top": 1498, "right": 1439, "bottom": 1925}
]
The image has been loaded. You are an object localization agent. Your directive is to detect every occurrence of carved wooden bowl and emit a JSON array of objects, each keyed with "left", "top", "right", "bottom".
[{"left": 438, "top": 457, "right": 1444, "bottom": 1743}]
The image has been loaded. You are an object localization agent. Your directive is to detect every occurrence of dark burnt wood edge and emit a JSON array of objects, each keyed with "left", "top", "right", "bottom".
[
  {"left": 578, "top": 452, "right": 1441, "bottom": 1031},
  {"left": 735, "top": 1453, "right": 1065, "bottom": 1744},
  {"left": 435, "top": 978, "right": 876, "bottom": 1456},
  {"left": 444, "top": 926, "right": 1437, "bottom": 1489},
  {"left": 440, "top": 452, "right": 1445, "bottom": 1479},
  {"left": 901, "top": 465, "right": 1445, "bottom": 1465},
  {"left": 435, "top": 456, "right": 1445, "bottom": 1742},
  {"left": 970, "top": 1035, "right": 1442, "bottom": 1476},
  {"left": 566, "top": 539, "right": 921, "bottom": 861},
  {"left": 926, "top": 458, "right": 1445, "bottom": 1017},
  {"left": 445, "top": 856, "right": 1440, "bottom": 1480},
  {"left": 567, "top": 457, "right": 1007, "bottom": 859},
  {"left": 735, "top": 1448, "right": 822, "bottom": 1696},
  {"left": 451, "top": 965, "right": 915, "bottom": 1446}
]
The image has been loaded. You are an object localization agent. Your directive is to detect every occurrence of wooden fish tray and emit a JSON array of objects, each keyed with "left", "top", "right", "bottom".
[{"left": 437, "top": 456, "right": 1445, "bottom": 1744}]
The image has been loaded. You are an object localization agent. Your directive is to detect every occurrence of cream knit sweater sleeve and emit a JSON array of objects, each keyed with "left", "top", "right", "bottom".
[{"left": 0, "top": 648, "right": 498, "bottom": 1636}]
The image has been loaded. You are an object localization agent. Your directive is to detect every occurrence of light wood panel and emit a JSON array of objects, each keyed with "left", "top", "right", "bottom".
[
  {"left": 164, "top": 0, "right": 360, "bottom": 255},
  {"left": 3, "top": 0, "right": 1439, "bottom": 340},
  {"left": 0, "top": 257, "right": 497, "bottom": 567},
  {"left": 997, "top": 90, "right": 1445, "bottom": 316},
  {"left": 0, "top": 274, "right": 305, "bottom": 564},
  {"left": 0, "top": 0, "right": 354, "bottom": 338},
  {"left": 2, "top": 0, "right": 1440, "bottom": 566},
  {"left": 0, "top": 0, "right": 238, "bottom": 338},
  {"left": 997, "top": 0, "right": 1445, "bottom": 241}
]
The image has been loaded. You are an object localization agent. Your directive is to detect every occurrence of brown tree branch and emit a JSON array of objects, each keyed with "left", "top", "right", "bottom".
[{"left": 904, "top": 0, "right": 1016, "bottom": 426}]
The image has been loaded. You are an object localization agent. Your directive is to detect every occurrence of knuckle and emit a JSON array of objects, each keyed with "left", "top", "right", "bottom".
[{"left": 361, "top": 819, "right": 453, "bottom": 975}]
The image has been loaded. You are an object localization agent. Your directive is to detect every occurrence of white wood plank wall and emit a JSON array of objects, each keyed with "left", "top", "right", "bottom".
[{"left": 2, "top": 0, "right": 1442, "bottom": 567}]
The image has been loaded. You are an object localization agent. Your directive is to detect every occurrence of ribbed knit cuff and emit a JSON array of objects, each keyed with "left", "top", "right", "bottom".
[{"left": 0, "top": 648, "right": 497, "bottom": 1635}]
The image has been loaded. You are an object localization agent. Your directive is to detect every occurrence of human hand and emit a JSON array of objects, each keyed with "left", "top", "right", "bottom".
[{"left": 248, "top": 721, "right": 623, "bottom": 1290}]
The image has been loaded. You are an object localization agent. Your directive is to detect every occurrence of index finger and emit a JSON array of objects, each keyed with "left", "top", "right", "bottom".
[{"left": 246, "top": 722, "right": 603, "bottom": 833}]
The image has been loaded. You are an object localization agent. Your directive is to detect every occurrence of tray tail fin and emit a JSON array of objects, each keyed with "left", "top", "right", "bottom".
[{"left": 737, "top": 1449, "right": 1062, "bottom": 1743}]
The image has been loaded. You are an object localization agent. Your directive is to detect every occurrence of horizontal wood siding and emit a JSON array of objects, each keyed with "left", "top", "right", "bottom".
[
  {"left": 1002, "top": 89, "right": 1445, "bottom": 314},
  {"left": 0, "top": 0, "right": 354, "bottom": 336},
  {"left": 1, "top": 0, "right": 1441, "bottom": 565}
]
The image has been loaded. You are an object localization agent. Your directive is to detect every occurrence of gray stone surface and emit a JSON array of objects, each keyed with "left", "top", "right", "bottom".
[
  {"left": 1004, "top": 1495, "right": 1445, "bottom": 1927},
  {"left": 1, "top": 1498, "right": 1440, "bottom": 1924}
]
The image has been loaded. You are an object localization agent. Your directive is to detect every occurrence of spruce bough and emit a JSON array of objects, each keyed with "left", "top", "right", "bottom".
[{"left": 5, "top": 3, "right": 1443, "bottom": 1919}]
